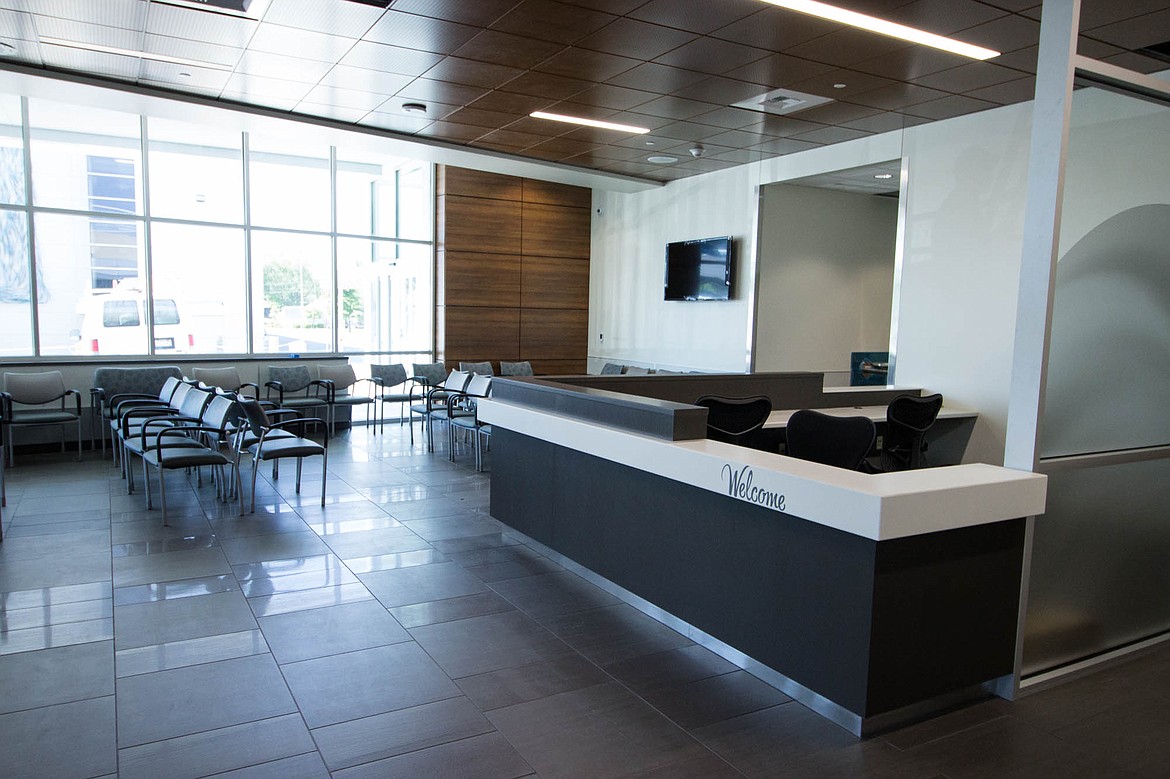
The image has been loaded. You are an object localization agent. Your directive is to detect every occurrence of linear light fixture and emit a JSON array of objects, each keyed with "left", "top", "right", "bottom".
[
  {"left": 759, "top": 0, "right": 1000, "bottom": 60},
  {"left": 39, "top": 37, "right": 235, "bottom": 71},
  {"left": 530, "top": 111, "right": 650, "bottom": 134}
]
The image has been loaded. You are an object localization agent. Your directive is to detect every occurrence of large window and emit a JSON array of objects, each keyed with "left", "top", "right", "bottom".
[{"left": 0, "top": 93, "right": 434, "bottom": 359}]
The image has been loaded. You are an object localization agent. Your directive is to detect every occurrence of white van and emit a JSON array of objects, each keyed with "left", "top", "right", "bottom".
[{"left": 74, "top": 293, "right": 195, "bottom": 355}]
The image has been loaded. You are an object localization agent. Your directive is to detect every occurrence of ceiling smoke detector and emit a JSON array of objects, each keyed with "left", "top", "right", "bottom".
[
  {"left": 689, "top": 144, "right": 705, "bottom": 158},
  {"left": 732, "top": 87, "right": 834, "bottom": 116}
]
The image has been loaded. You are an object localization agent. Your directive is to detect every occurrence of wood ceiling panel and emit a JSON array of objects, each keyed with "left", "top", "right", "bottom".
[
  {"left": 454, "top": 30, "right": 566, "bottom": 69},
  {"left": 652, "top": 36, "right": 773, "bottom": 76},
  {"left": 490, "top": 0, "right": 617, "bottom": 44},
  {"left": 627, "top": 0, "right": 761, "bottom": 35},
  {"left": 533, "top": 46, "right": 641, "bottom": 81},
  {"left": 575, "top": 18, "right": 698, "bottom": 60}
]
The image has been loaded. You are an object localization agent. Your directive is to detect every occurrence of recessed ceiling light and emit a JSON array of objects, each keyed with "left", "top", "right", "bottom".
[
  {"left": 833, "top": 83, "right": 847, "bottom": 89},
  {"left": 647, "top": 155, "right": 678, "bottom": 164},
  {"left": 874, "top": 173, "right": 894, "bottom": 179},
  {"left": 758, "top": 0, "right": 999, "bottom": 60},
  {"left": 645, "top": 140, "right": 655, "bottom": 146},
  {"left": 530, "top": 111, "right": 650, "bottom": 134},
  {"left": 38, "top": 37, "right": 234, "bottom": 71},
  {"left": 401, "top": 102, "right": 427, "bottom": 115}
]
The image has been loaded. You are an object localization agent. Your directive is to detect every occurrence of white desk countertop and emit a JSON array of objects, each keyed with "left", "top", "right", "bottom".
[{"left": 479, "top": 399, "right": 1044, "bottom": 542}]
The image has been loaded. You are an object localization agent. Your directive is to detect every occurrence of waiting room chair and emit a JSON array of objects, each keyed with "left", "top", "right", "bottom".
[
  {"left": 500, "top": 361, "right": 534, "bottom": 377},
  {"left": 237, "top": 399, "right": 328, "bottom": 513},
  {"left": 369, "top": 364, "right": 412, "bottom": 433},
  {"left": 447, "top": 373, "right": 493, "bottom": 470},
  {"left": 785, "top": 409, "right": 876, "bottom": 471},
  {"left": 265, "top": 365, "right": 330, "bottom": 432},
  {"left": 458, "top": 361, "right": 494, "bottom": 376},
  {"left": 600, "top": 363, "right": 624, "bottom": 375},
  {"left": 412, "top": 369, "right": 471, "bottom": 453},
  {"left": 624, "top": 366, "right": 650, "bottom": 375},
  {"left": 695, "top": 395, "right": 773, "bottom": 449},
  {"left": 880, "top": 393, "right": 944, "bottom": 471},
  {"left": 1, "top": 371, "right": 83, "bottom": 466},
  {"left": 317, "top": 363, "right": 374, "bottom": 436},
  {"left": 91, "top": 366, "right": 184, "bottom": 458},
  {"left": 192, "top": 367, "right": 258, "bottom": 399},
  {"left": 408, "top": 362, "right": 453, "bottom": 446}
]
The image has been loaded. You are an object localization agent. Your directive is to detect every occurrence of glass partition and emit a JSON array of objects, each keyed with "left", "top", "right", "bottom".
[
  {"left": 1026, "top": 86, "right": 1170, "bottom": 675},
  {"left": 336, "top": 238, "right": 432, "bottom": 354},
  {"left": 148, "top": 118, "right": 244, "bottom": 224},
  {"left": 252, "top": 230, "right": 333, "bottom": 354}
]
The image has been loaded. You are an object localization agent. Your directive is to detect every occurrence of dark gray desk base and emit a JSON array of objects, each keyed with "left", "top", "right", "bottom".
[{"left": 490, "top": 428, "right": 1026, "bottom": 735}]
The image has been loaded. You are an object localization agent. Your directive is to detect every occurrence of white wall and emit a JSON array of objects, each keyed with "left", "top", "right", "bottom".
[{"left": 753, "top": 184, "right": 897, "bottom": 375}]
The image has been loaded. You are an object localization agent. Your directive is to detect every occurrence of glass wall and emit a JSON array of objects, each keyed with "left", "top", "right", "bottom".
[{"left": 0, "top": 93, "right": 434, "bottom": 360}]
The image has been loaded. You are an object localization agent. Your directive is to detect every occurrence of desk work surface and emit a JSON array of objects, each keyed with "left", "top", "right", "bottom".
[
  {"left": 480, "top": 399, "right": 1042, "bottom": 541},
  {"left": 765, "top": 404, "right": 977, "bottom": 428}
]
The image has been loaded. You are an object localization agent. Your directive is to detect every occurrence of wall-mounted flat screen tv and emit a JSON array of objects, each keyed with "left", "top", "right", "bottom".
[{"left": 664, "top": 236, "right": 733, "bottom": 301}]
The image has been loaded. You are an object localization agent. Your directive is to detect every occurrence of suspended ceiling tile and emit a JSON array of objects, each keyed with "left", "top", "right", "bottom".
[
  {"left": 374, "top": 96, "right": 460, "bottom": 120},
  {"left": 467, "top": 89, "right": 556, "bottom": 115},
  {"left": 688, "top": 105, "right": 770, "bottom": 130},
  {"left": 785, "top": 68, "right": 895, "bottom": 99},
  {"left": 301, "top": 83, "right": 392, "bottom": 111},
  {"left": 556, "top": 0, "right": 646, "bottom": 14},
  {"left": 746, "top": 136, "right": 821, "bottom": 155},
  {"left": 1078, "top": 0, "right": 1170, "bottom": 30},
  {"left": 40, "top": 45, "right": 141, "bottom": 79},
  {"left": 259, "top": 0, "right": 383, "bottom": 38},
  {"left": 1098, "top": 50, "right": 1170, "bottom": 74},
  {"left": 145, "top": 1, "right": 258, "bottom": 47},
  {"left": 786, "top": 28, "right": 914, "bottom": 69},
  {"left": 317, "top": 64, "right": 413, "bottom": 96},
  {"left": 32, "top": 15, "right": 144, "bottom": 48},
  {"left": 662, "top": 123, "right": 752, "bottom": 144},
  {"left": 575, "top": 18, "right": 698, "bottom": 61},
  {"left": 219, "top": 89, "right": 297, "bottom": 111},
  {"left": 850, "top": 45, "right": 967, "bottom": 81},
  {"left": 452, "top": 29, "right": 564, "bottom": 69},
  {"left": 963, "top": 76, "right": 1036, "bottom": 105},
  {"left": 358, "top": 110, "right": 434, "bottom": 134},
  {"left": 389, "top": 0, "right": 519, "bottom": 28},
  {"left": 839, "top": 110, "right": 930, "bottom": 133},
  {"left": 475, "top": 127, "right": 547, "bottom": 148},
  {"left": 525, "top": 135, "right": 604, "bottom": 155},
  {"left": 605, "top": 61, "right": 708, "bottom": 93},
  {"left": 0, "top": 39, "right": 43, "bottom": 64},
  {"left": 497, "top": 70, "right": 592, "bottom": 100},
  {"left": 632, "top": 94, "right": 718, "bottom": 121},
  {"left": 957, "top": 13, "right": 1040, "bottom": 53},
  {"left": 723, "top": 53, "right": 837, "bottom": 89},
  {"left": 902, "top": 93, "right": 997, "bottom": 120},
  {"left": 34, "top": 0, "right": 146, "bottom": 30},
  {"left": 911, "top": 61, "right": 1027, "bottom": 93},
  {"left": 671, "top": 76, "right": 777, "bottom": 105},
  {"left": 338, "top": 40, "right": 444, "bottom": 76},
  {"left": 709, "top": 7, "right": 837, "bottom": 52},
  {"left": 138, "top": 59, "right": 231, "bottom": 90},
  {"left": 140, "top": 78, "right": 222, "bottom": 98},
  {"left": 791, "top": 101, "right": 882, "bottom": 125},
  {"left": 885, "top": 0, "right": 1008, "bottom": 35},
  {"left": 627, "top": 0, "right": 761, "bottom": 36},
  {"left": 364, "top": 10, "right": 479, "bottom": 54},
  {"left": 143, "top": 33, "right": 242, "bottom": 68},
  {"left": 533, "top": 46, "right": 638, "bottom": 82},
  {"left": 489, "top": 0, "right": 617, "bottom": 45},
  {"left": 422, "top": 56, "right": 524, "bottom": 89},
  {"left": 442, "top": 104, "right": 524, "bottom": 128},
  {"left": 788, "top": 124, "right": 873, "bottom": 145},
  {"left": 652, "top": 36, "right": 772, "bottom": 76},
  {"left": 291, "top": 101, "right": 369, "bottom": 124},
  {"left": 234, "top": 50, "right": 334, "bottom": 84},
  {"left": 847, "top": 81, "right": 949, "bottom": 110},
  {"left": 0, "top": 9, "right": 37, "bottom": 41},
  {"left": 415, "top": 119, "right": 491, "bottom": 142},
  {"left": 222, "top": 71, "right": 313, "bottom": 101},
  {"left": 1085, "top": 9, "right": 1170, "bottom": 50},
  {"left": 247, "top": 22, "right": 356, "bottom": 62},
  {"left": 561, "top": 83, "right": 656, "bottom": 111},
  {"left": 394, "top": 77, "right": 489, "bottom": 105},
  {"left": 740, "top": 114, "right": 823, "bottom": 138},
  {"left": 673, "top": 157, "right": 740, "bottom": 173}
]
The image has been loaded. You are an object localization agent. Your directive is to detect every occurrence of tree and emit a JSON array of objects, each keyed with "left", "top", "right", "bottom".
[
  {"left": 342, "top": 288, "right": 364, "bottom": 329},
  {"left": 263, "top": 260, "right": 321, "bottom": 309}
]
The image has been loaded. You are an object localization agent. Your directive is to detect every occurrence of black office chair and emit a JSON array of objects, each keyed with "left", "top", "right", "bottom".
[
  {"left": 695, "top": 395, "right": 773, "bottom": 448},
  {"left": 785, "top": 409, "right": 875, "bottom": 471},
  {"left": 881, "top": 393, "right": 943, "bottom": 471}
]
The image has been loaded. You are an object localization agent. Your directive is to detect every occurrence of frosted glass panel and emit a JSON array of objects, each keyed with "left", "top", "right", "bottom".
[{"left": 1024, "top": 458, "right": 1170, "bottom": 675}]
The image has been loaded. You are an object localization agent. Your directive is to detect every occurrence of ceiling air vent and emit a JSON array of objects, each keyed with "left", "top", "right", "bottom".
[{"left": 732, "top": 87, "right": 834, "bottom": 116}]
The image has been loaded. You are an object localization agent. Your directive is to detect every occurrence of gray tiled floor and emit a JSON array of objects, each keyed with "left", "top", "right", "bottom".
[{"left": 2, "top": 424, "right": 1170, "bottom": 777}]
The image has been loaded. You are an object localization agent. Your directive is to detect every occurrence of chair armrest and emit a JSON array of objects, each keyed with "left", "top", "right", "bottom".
[
  {"left": 238, "top": 382, "right": 259, "bottom": 400},
  {"left": 0, "top": 391, "right": 11, "bottom": 422},
  {"left": 267, "top": 408, "right": 302, "bottom": 421},
  {"left": 64, "top": 389, "right": 82, "bottom": 416},
  {"left": 311, "top": 379, "right": 336, "bottom": 401},
  {"left": 264, "top": 381, "right": 286, "bottom": 403},
  {"left": 263, "top": 416, "right": 330, "bottom": 445}
]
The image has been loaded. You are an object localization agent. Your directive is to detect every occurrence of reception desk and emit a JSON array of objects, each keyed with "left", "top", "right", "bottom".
[{"left": 480, "top": 375, "right": 1047, "bottom": 735}]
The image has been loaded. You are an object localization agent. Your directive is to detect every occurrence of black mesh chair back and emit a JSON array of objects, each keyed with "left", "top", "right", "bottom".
[
  {"left": 785, "top": 409, "right": 876, "bottom": 471},
  {"left": 882, "top": 393, "right": 944, "bottom": 471},
  {"left": 695, "top": 395, "right": 772, "bottom": 447}
]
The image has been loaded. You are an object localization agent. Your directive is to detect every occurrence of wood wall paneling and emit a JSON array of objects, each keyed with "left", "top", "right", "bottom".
[
  {"left": 520, "top": 308, "right": 588, "bottom": 359},
  {"left": 443, "top": 194, "right": 522, "bottom": 255},
  {"left": 446, "top": 251, "right": 522, "bottom": 308},
  {"left": 440, "top": 166, "right": 524, "bottom": 201},
  {"left": 528, "top": 358, "right": 588, "bottom": 375},
  {"left": 522, "top": 255, "right": 589, "bottom": 310},
  {"left": 522, "top": 201, "right": 590, "bottom": 259},
  {"left": 445, "top": 306, "right": 520, "bottom": 361},
  {"left": 523, "top": 178, "right": 592, "bottom": 208}
]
